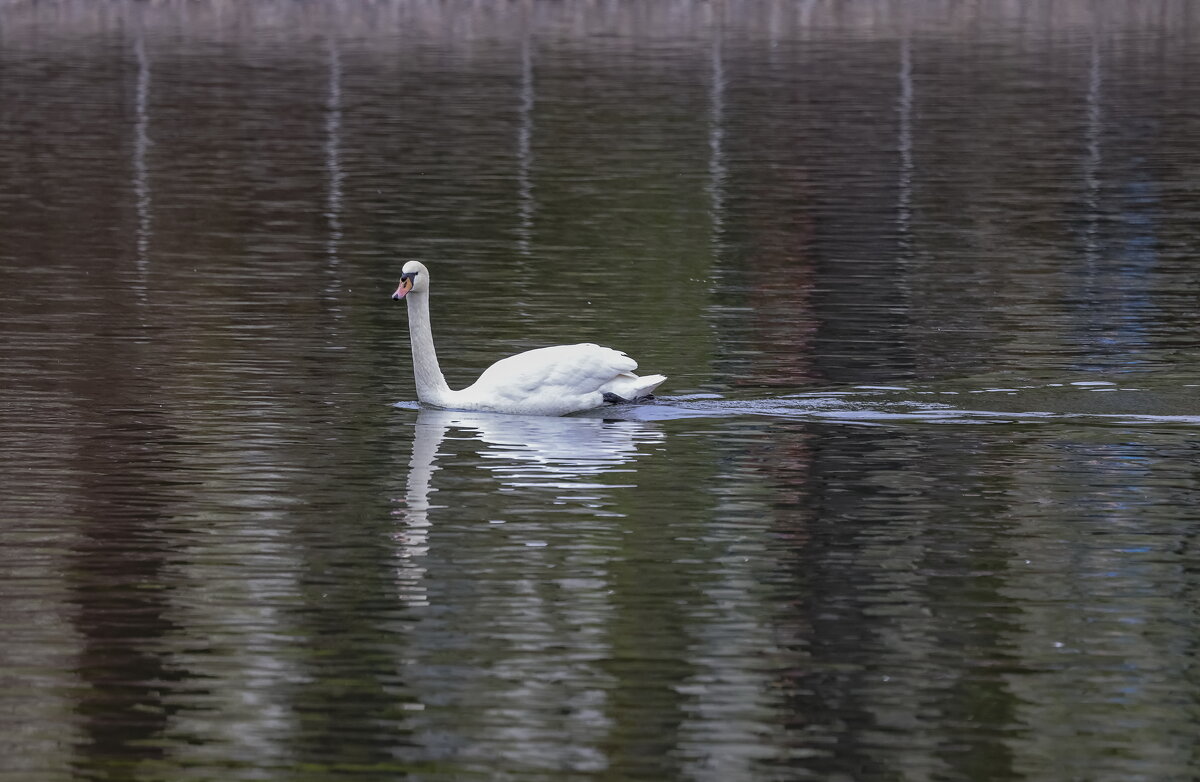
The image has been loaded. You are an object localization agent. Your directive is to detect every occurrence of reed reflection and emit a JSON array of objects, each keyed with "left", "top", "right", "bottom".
[
  {"left": 707, "top": 22, "right": 726, "bottom": 253},
  {"left": 133, "top": 32, "right": 151, "bottom": 303},
  {"left": 516, "top": 30, "right": 535, "bottom": 257},
  {"left": 322, "top": 32, "right": 347, "bottom": 327},
  {"left": 897, "top": 35, "right": 913, "bottom": 252}
]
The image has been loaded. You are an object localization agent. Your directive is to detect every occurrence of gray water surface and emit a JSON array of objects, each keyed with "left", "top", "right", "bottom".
[{"left": 3, "top": 2, "right": 1200, "bottom": 780}]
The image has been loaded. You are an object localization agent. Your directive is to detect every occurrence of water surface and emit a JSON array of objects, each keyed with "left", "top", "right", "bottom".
[{"left": 3, "top": 2, "right": 1200, "bottom": 780}]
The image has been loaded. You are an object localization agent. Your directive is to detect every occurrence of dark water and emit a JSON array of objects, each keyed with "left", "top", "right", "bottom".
[{"left": 3, "top": 1, "right": 1200, "bottom": 779}]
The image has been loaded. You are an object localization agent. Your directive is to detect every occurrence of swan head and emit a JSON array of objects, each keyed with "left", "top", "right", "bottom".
[{"left": 392, "top": 261, "right": 430, "bottom": 300}]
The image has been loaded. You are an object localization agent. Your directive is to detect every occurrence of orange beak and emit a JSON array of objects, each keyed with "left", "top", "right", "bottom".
[{"left": 392, "top": 277, "right": 413, "bottom": 300}]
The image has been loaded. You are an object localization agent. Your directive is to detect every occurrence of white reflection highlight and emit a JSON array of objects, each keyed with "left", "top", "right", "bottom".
[
  {"left": 897, "top": 35, "right": 913, "bottom": 246},
  {"left": 325, "top": 35, "right": 344, "bottom": 285},
  {"left": 1083, "top": 37, "right": 1102, "bottom": 266},
  {"left": 462, "top": 409, "right": 662, "bottom": 487},
  {"left": 707, "top": 27, "right": 726, "bottom": 248},
  {"left": 133, "top": 34, "right": 151, "bottom": 296},
  {"left": 391, "top": 411, "right": 446, "bottom": 607},
  {"left": 391, "top": 408, "right": 664, "bottom": 605},
  {"left": 516, "top": 33, "right": 535, "bottom": 257}
]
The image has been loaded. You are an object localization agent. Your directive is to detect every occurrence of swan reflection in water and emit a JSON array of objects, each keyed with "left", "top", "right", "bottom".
[{"left": 391, "top": 407, "right": 665, "bottom": 605}]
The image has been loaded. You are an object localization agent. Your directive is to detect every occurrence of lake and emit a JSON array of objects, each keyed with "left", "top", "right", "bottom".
[{"left": 3, "top": 1, "right": 1200, "bottom": 779}]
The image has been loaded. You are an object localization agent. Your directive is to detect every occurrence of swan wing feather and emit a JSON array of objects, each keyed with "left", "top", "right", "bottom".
[
  {"left": 473, "top": 343, "right": 634, "bottom": 394},
  {"left": 461, "top": 344, "right": 644, "bottom": 415}
]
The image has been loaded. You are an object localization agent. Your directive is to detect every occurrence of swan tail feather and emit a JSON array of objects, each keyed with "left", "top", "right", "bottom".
[
  {"left": 632, "top": 373, "right": 667, "bottom": 399},
  {"left": 602, "top": 372, "right": 667, "bottom": 403}
]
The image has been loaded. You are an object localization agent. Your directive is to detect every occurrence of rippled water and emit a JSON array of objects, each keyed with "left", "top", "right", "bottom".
[{"left": 3, "top": 1, "right": 1200, "bottom": 779}]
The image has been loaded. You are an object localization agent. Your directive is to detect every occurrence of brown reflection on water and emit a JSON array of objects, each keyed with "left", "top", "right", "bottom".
[{"left": 67, "top": 395, "right": 189, "bottom": 770}]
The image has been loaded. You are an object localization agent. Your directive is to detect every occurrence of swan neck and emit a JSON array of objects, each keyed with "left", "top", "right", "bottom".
[{"left": 406, "top": 292, "right": 453, "bottom": 403}]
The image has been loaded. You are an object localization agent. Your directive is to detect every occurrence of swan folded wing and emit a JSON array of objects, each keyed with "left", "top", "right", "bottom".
[
  {"left": 472, "top": 343, "right": 637, "bottom": 397},
  {"left": 457, "top": 343, "right": 632, "bottom": 412}
]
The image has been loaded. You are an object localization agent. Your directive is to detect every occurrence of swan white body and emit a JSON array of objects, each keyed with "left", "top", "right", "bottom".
[{"left": 393, "top": 261, "right": 666, "bottom": 416}]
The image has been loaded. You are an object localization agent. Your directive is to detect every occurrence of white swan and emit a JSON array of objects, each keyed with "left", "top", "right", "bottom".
[{"left": 392, "top": 261, "right": 666, "bottom": 416}]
